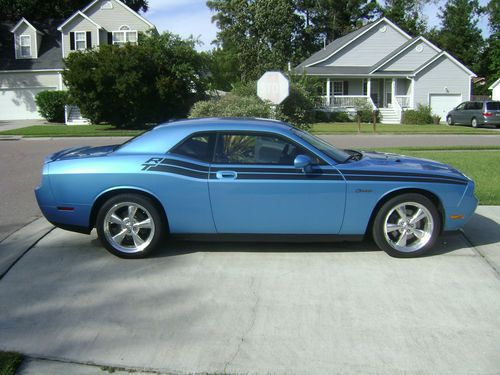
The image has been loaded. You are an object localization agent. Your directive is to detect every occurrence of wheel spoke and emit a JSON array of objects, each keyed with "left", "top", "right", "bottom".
[
  {"left": 386, "top": 223, "right": 403, "bottom": 233},
  {"left": 396, "top": 231, "right": 408, "bottom": 247},
  {"left": 109, "top": 213, "right": 124, "bottom": 226},
  {"left": 410, "top": 208, "right": 426, "bottom": 225},
  {"left": 396, "top": 205, "right": 407, "bottom": 221},
  {"left": 413, "top": 229, "right": 426, "bottom": 239},
  {"left": 134, "top": 218, "right": 151, "bottom": 229},
  {"left": 112, "top": 228, "right": 128, "bottom": 244},
  {"left": 128, "top": 205, "right": 138, "bottom": 221},
  {"left": 131, "top": 231, "right": 145, "bottom": 247}
]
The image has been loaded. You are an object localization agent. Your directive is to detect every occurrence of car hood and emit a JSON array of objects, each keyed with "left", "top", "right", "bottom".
[
  {"left": 343, "top": 151, "right": 469, "bottom": 180},
  {"left": 46, "top": 145, "right": 118, "bottom": 162}
]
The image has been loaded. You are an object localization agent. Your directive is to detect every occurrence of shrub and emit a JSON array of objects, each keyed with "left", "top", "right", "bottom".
[
  {"left": 35, "top": 90, "right": 68, "bottom": 122},
  {"left": 314, "top": 110, "right": 352, "bottom": 123},
  {"left": 275, "top": 83, "right": 316, "bottom": 130},
  {"left": 353, "top": 99, "right": 379, "bottom": 123},
  {"left": 190, "top": 94, "right": 271, "bottom": 119},
  {"left": 402, "top": 104, "right": 433, "bottom": 125}
]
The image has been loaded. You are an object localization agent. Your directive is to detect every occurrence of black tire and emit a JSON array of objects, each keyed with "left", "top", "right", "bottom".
[
  {"left": 471, "top": 117, "right": 479, "bottom": 128},
  {"left": 96, "top": 193, "right": 165, "bottom": 258},
  {"left": 372, "top": 193, "right": 441, "bottom": 258},
  {"left": 446, "top": 115, "right": 454, "bottom": 125}
]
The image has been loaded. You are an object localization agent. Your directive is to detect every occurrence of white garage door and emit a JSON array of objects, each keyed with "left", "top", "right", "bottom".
[
  {"left": 430, "top": 94, "right": 462, "bottom": 121},
  {"left": 0, "top": 87, "right": 56, "bottom": 120}
]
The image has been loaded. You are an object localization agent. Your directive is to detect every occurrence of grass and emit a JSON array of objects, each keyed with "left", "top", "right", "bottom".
[
  {"left": 0, "top": 124, "right": 144, "bottom": 137},
  {"left": 311, "top": 122, "right": 499, "bottom": 134},
  {"left": 0, "top": 352, "right": 23, "bottom": 375},
  {"left": 375, "top": 149, "right": 500, "bottom": 205},
  {"left": 1, "top": 122, "right": 499, "bottom": 137}
]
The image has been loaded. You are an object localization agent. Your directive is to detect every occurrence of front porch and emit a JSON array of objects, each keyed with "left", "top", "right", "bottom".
[{"left": 319, "top": 77, "right": 414, "bottom": 124}]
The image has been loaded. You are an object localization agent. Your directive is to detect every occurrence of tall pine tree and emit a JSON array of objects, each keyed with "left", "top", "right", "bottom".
[{"left": 378, "top": 0, "right": 429, "bottom": 36}]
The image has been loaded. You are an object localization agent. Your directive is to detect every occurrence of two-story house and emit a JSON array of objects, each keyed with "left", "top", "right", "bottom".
[
  {"left": 0, "top": 0, "right": 155, "bottom": 122},
  {"left": 295, "top": 17, "right": 476, "bottom": 123}
]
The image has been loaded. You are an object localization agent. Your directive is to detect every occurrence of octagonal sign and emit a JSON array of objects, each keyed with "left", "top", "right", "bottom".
[{"left": 257, "top": 71, "right": 290, "bottom": 105}]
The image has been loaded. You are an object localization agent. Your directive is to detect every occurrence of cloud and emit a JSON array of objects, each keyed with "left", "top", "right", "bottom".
[{"left": 145, "top": 0, "right": 218, "bottom": 51}]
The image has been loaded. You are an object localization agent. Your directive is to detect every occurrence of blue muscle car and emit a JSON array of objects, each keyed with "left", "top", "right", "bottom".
[{"left": 35, "top": 118, "right": 477, "bottom": 258}]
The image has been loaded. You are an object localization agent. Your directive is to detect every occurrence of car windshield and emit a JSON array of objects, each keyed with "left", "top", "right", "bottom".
[
  {"left": 486, "top": 102, "right": 500, "bottom": 110},
  {"left": 292, "top": 128, "right": 350, "bottom": 163}
]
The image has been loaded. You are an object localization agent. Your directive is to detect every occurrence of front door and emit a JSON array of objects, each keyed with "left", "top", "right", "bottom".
[{"left": 208, "top": 132, "right": 346, "bottom": 234}]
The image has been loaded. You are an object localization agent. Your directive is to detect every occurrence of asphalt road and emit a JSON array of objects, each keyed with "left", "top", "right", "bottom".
[{"left": 1, "top": 134, "right": 499, "bottom": 242}]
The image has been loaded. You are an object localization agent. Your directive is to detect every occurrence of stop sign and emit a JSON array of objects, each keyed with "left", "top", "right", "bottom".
[{"left": 257, "top": 71, "right": 290, "bottom": 105}]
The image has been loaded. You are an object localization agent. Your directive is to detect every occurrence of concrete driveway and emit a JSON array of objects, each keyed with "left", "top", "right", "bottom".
[{"left": 1, "top": 208, "right": 499, "bottom": 375}]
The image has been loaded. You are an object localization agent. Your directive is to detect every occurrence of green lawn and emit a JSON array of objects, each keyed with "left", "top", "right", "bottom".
[
  {"left": 0, "top": 125, "right": 144, "bottom": 137},
  {"left": 1, "top": 122, "right": 499, "bottom": 137},
  {"left": 312, "top": 122, "right": 499, "bottom": 134},
  {"left": 375, "top": 149, "right": 500, "bottom": 205},
  {"left": 0, "top": 352, "right": 23, "bottom": 375}
]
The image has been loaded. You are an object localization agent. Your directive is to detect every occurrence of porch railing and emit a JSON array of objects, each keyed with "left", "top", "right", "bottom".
[
  {"left": 395, "top": 95, "right": 410, "bottom": 108},
  {"left": 321, "top": 95, "right": 376, "bottom": 109}
]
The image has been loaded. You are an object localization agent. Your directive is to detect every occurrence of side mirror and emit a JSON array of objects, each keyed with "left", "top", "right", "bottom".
[{"left": 294, "top": 154, "right": 313, "bottom": 173}]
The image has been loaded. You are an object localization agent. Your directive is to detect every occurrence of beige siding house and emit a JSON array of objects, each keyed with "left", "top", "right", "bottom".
[
  {"left": 295, "top": 18, "right": 476, "bottom": 124},
  {"left": 0, "top": 0, "right": 156, "bottom": 121}
]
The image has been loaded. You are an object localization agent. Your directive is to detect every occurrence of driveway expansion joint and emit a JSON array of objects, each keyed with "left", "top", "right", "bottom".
[{"left": 459, "top": 229, "right": 500, "bottom": 279}]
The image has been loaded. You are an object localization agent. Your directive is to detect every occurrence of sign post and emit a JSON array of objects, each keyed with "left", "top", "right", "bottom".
[{"left": 257, "top": 71, "right": 290, "bottom": 119}]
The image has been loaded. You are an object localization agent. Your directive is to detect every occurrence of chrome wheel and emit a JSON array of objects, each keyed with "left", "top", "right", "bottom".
[
  {"left": 471, "top": 118, "right": 478, "bottom": 128},
  {"left": 383, "top": 202, "right": 434, "bottom": 253},
  {"left": 103, "top": 202, "right": 155, "bottom": 254}
]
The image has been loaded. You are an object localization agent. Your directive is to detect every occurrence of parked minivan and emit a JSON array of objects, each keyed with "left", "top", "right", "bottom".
[{"left": 446, "top": 101, "right": 500, "bottom": 128}]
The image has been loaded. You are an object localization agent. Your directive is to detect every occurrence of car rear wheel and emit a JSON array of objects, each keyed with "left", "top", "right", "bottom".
[
  {"left": 471, "top": 117, "right": 479, "bottom": 128},
  {"left": 96, "top": 194, "right": 165, "bottom": 258},
  {"left": 372, "top": 194, "right": 441, "bottom": 257},
  {"left": 446, "top": 115, "right": 454, "bottom": 125}
]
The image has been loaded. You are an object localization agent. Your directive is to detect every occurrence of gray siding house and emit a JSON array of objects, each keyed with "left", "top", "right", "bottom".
[
  {"left": 0, "top": 0, "right": 155, "bottom": 122},
  {"left": 295, "top": 18, "right": 476, "bottom": 123}
]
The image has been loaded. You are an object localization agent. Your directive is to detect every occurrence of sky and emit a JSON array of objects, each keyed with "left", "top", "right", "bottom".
[{"left": 145, "top": 0, "right": 491, "bottom": 52}]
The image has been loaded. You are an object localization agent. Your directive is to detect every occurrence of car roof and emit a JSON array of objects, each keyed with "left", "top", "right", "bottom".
[{"left": 153, "top": 117, "right": 293, "bottom": 132}]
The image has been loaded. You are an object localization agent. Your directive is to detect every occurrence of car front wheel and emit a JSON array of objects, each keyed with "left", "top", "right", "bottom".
[
  {"left": 372, "top": 194, "right": 441, "bottom": 257},
  {"left": 446, "top": 115, "right": 454, "bottom": 125},
  {"left": 96, "top": 194, "right": 165, "bottom": 258}
]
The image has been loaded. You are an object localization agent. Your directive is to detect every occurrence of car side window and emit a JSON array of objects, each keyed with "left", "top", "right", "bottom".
[
  {"left": 170, "top": 133, "right": 215, "bottom": 162},
  {"left": 214, "top": 133, "right": 321, "bottom": 165},
  {"left": 456, "top": 103, "right": 466, "bottom": 110}
]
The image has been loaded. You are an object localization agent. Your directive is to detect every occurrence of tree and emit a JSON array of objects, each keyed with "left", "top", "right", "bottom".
[
  {"left": 201, "top": 47, "right": 241, "bottom": 91},
  {"left": 207, "top": 0, "right": 305, "bottom": 81},
  {"left": 0, "top": 0, "right": 148, "bottom": 24},
  {"left": 433, "top": 0, "right": 484, "bottom": 72},
  {"left": 378, "top": 0, "right": 430, "bottom": 36},
  {"left": 63, "top": 33, "right": 207, "bottom": 128},
  {"left": 484, "top": 0, "right": 499, "bottom": 81}
]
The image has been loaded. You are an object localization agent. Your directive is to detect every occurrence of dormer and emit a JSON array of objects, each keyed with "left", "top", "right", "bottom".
[
  {"left": 57, "top": 11, "right": 103, "bottom": 58},
  {"left": 11, "top": 18, "right": 43, "bottom": 59}
]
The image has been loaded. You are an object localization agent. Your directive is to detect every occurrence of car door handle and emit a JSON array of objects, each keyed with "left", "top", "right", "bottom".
[{"left": 216, "top": 170, "right": 238, "bottom": 180}]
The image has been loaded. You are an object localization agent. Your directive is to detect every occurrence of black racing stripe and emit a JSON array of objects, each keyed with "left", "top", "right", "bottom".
[
  {"left": 340, "top": 169, "right": 467, "bottom": 183},
  {"left": 147, "top": 165, "right": 208, "bottom": 179},
  {"left": 345, "top": 175, "right": 467, "bottom": 185},
  {"left": 158, "top": 158, "right": 210, "bottom": 172}
]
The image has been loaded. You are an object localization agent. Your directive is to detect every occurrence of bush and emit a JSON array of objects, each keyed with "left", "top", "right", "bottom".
[
  {"left": 35, "top": 90, "right": 68, "bottom": 122},
  {"left": 190, "top": 94, "right": 271, "bottom": 118},
  {"left": 314, "top": 110, "right": 352, "bottom": 123},
  {"left": 402, "top": 104, "right": 433, "bottom": 125},
  {"left": 353, "top": 99, "right": 379, "bottom": 123},
  {"left": 275, "top": 83, "right": 316, "bottom": 130}
]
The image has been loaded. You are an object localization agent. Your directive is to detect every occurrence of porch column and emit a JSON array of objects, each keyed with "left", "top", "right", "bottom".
[
  {"left": 367, "top": 78, "right": 372, "bottom": 106},
  {"left": 409, "top": 78, "right": 414, "bottom": 109},
  {"left": 391, "top": 78, "right": 396, "bottom": 108},
  {"left": 326, "top": 78, "right": 331, "bottom": 106}
]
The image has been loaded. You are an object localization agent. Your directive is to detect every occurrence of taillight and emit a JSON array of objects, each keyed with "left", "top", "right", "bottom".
[{"left": 483, "top": 112, "right": 493, "bottom": 117}]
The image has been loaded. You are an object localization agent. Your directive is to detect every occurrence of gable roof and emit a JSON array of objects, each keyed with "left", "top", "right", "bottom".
[
  {"left": 82, "top": 0, "right": 155, "bottom": 29},
  {"left": 11, "top": 18, "right": 44, "bottom": 35},
  {"left": 296, "top": 17, "right": 412, "bottom": 69},
  {"left": 414, "top": 51, "right": 476, "bottom": 77},
  {"left": 489, "top": 78, "right": 500, "bottom": 90},
  {"left": 369, "top": 36, "right": 441, "bottom": 73},
  {"left": 57, "top": 10, "right": 103, "bottom": 31}
]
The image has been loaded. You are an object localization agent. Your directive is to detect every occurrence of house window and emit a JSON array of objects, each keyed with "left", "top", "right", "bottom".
[
  {"left": 20, "top": 35, "right": 31, "bottom": 57},
  {"left": 112, "top": 26, "right": 138, "bottom": 45},
  {"left": 333, "top": 81, "right": 344, "bottom": 96},
  {"left": 75, "top": 32, "right": 86, "bottom": 50}
]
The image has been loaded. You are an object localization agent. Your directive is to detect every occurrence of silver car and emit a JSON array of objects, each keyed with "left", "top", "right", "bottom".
[{"left": 446, "top": 101, "right": 500, "bottom": 128}]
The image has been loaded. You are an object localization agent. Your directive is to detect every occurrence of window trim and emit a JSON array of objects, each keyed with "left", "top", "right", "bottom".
[
  {"left": 332, "top": 81, "right": 344, "bottom": 96},
  {"left": 19, "top": 34, "right": 31, "bottom": 57},
  {"left": 112, "top": 27, "right": 138, "bottom": 46},
  {"left": 74, "top": 31, "right": 87, "bottom": 51}
]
